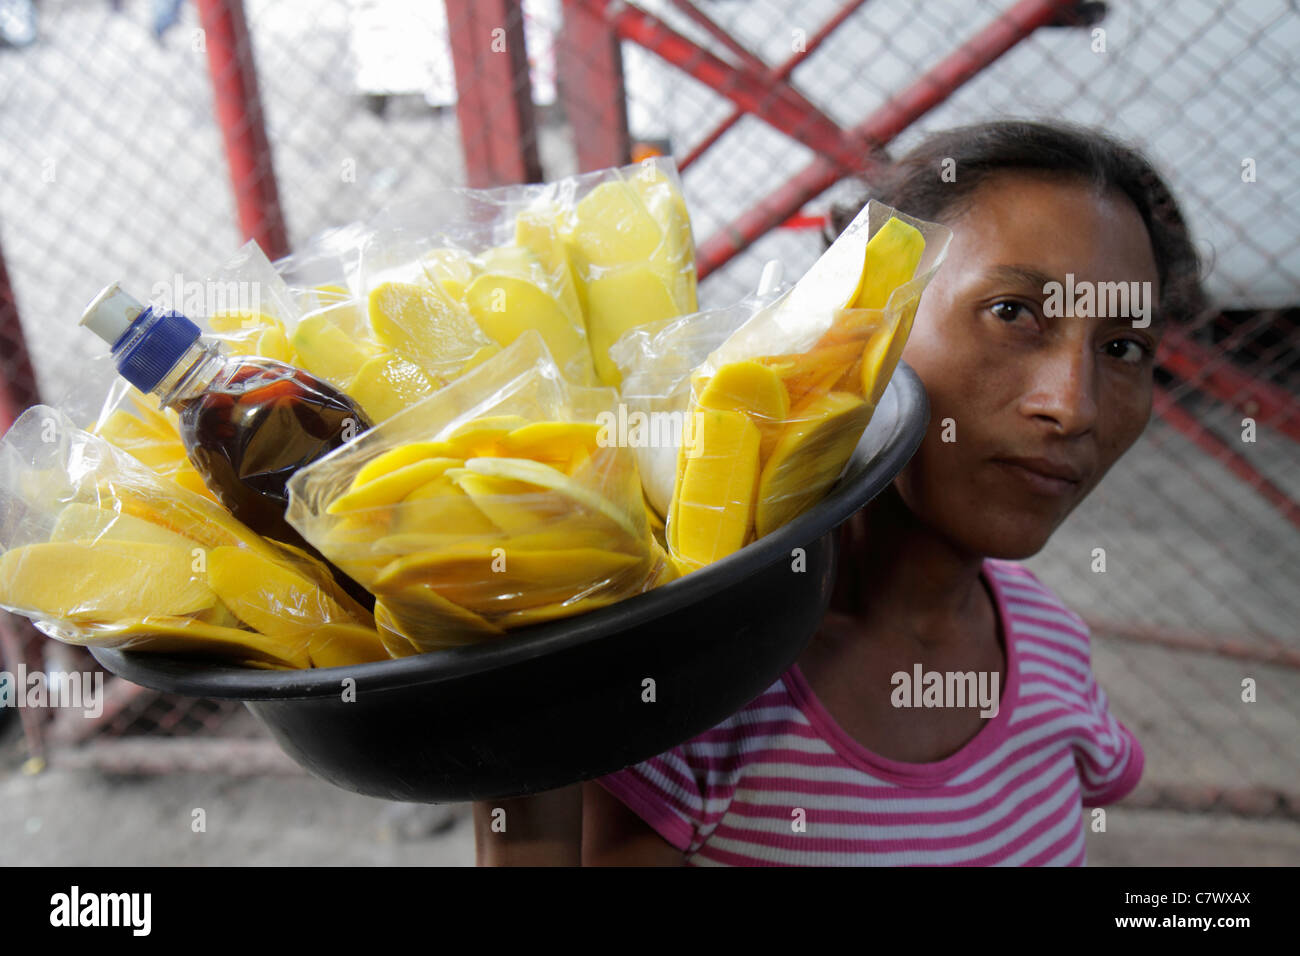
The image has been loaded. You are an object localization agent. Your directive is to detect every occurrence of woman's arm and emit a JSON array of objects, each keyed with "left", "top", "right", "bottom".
[
  {"left": 581, "top": 781, "right": 686, "bottom": 866},
  {"left": 472, "top": 782, "right": 686, "bottom": 866},
  {"left": 473, "top": 786, "right": 583, "bottom": 866}
]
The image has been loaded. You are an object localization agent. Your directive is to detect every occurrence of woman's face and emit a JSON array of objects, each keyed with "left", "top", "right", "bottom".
[{"left": 895, "top": 171, "right": 1163, "bottom": 560}]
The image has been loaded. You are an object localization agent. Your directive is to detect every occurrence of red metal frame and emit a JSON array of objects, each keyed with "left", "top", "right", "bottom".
[
  {"left": 446, "top": 0, "right": 544, "bottom": 187},
  {"left": 679, "top": 0, "right": 871, "bottom": 173},
  {"left": 0, "top": 238, "right": 38, "bottom": 433},
  {"left": 596, "top": 1, "right": 866, "bottom": 172},
  {"left": 196, "top": 0, "right": 290, "bottom": 260},
  {"left": 684, "top": 0, "right": 1080, "bottom": 277},
  {"left": 1152, "top": 382, "right": 1300, "bottom": 532},
  {"left": 559, "top": 0, "right": 631, "bottom": 171},
  {"left": 1158, "top": 326, "right": 1300, "bottom": 443}
]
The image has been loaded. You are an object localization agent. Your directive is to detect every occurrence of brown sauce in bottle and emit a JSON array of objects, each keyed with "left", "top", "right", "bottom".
[{"left": 178, "top": 358, "right": 375, "bottom": 608}]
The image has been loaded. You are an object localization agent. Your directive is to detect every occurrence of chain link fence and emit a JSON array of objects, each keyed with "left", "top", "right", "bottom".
[{"left": 1, "top": 0, "right": 1297, "bottom": 823}]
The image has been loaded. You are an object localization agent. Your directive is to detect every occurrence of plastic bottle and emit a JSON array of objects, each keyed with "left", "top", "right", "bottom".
[{"left": 80, "top": 283, "right": 372, "bottom": 556}]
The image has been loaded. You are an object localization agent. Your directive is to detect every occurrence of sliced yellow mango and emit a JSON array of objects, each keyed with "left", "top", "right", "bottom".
[
  {"left": 83, "top": 616, "right": 311, "bottom": 669},
  {"left": 371, "top": 532, "right": 498, "bottom": 555},
  {"left": 375, "top": 587, "right": 505, "bottom": 653},
  {"left": 864, "top": 296, "right": 920, "bottom": 407},
  {"left": 580, "top": 266, "right": 681, "bottom": 387},
  {"left": 498, "top": 516, "right": 636, "bottom": 554},
  {"left": 355, "top": 444, "right": 458, "bottom": 487},
  {"left": 758, "top": 340, "right": 863, "bottom": 410},
  {"left": 697, "top": 361, "right": 790, "bottom": 429},
  {"left": 96, "top": 407, "right": 175, "bottom": 446},
  {"left": 673, "top": 408, "right": 761, "bottom": 567},
  {"left": 627, "top": 165, "right": 698, "bottom": 310},
  {"left": 493, "top": 594, "right": 618, "bottom": 629},
  {"left": 291, "top": 311, "right": 374, "bottom": 387},
  {"left": 51, "top": 502, "right": 201, "bottom": 552},
  {"left": 0, "top": 540, "right": 216, "bottom": 621},
  {"left": 328, "top": 457, "right": 462, "bottom": 514},
  {"left": 397, "top": 475, "right": 500, "bottom": 538},
  {"left": 477, "top": 244, "right": 538, "bottom": 278},
  {"left": 459, "top": 343, "right": 502, "bottom": 374},
  {"left": 310, "top": 290, "right": 372, "bottom": 339},
  {"left": 208, "top": 310, "right": 283, "bottom": 333},
  {"left": 514, "top": 209, "right": 585, "bottom": 324},
  {"left": 171, "top": 466, "right": 218, "bottom": 502},
  {"left": 439, "top": 415, "right": 532, "bottom": 459},
  {"left": 107, "top": 483, "right": 264, "bottom": 554},
  {"left": 421, "top": 247, "right": 478, "bottom": 301},
  {"left": 306, "top": 623, "right": 392, "bottom": 668},
  {"left": 464, "top": 274, "right": 589, "bottom": 377},
  {"left": 348, "top": 352, "right": 439, "bottom": 423},
  {"left": 209, "top": 311, "right": 297, "bottom": 364},
  {"left": 445, "top": 469, "right": 569, "bottom": 536},
  {"left": 255, "top": 324, "right": 297, "bottom": 363},
  {"left": 460, "top": 456, "right": 637, "bottom": 538},
  {"left": 367, "top": 280, "right": 488, "bottom": 370},
  {"left": 374, "top": 545, "right": 644, "bottom": 613},
  {"left": 846, "top": 216, "right": 926, "bottom": 312},
  {"left": 205, "top": 546, "right": 352, "bottom": 639},
  {"left": 267, "top": 539, "right": 377, "bottom": 627},
  {"left": 569, "top": 181, "right": 663, "bottom": 268},
  {"left": 370, "top": 603, "right": 419, "bottom": 658},
  {"left": 755, "top": 391, "right": 871, "bottom": 537},
  {"left": 499, "top": 421, "right": 602, "bottom": 467}
]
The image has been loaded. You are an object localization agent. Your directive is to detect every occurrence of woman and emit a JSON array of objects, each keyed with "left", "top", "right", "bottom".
[{"left": 475, "top": 119, "right": 1203, "bottom": 866}]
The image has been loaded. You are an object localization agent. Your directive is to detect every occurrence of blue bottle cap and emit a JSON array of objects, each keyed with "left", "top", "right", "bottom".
[
  {"left": 81, "top": 282, "right": 204, "bottom": 393},
  {"left": 113, "top": 307, "right": 203, "bottom": 394}
]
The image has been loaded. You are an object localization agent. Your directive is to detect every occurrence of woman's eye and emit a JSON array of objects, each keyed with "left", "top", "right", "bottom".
[
  {"left": 1105, "top": 338, "right": 1152, "bottom": 365},
  {"left": 990, "top": 301, "right": 1030, "bottom": 323}
]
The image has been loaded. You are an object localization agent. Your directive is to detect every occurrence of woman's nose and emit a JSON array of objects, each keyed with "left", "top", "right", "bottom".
[{"left": 1020, "top": 342, "right": 1098, "bottom": 436}]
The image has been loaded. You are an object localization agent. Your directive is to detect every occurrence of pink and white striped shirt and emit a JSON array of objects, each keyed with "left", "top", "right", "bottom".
[{"left": 597, "top": 558, "right": 1144, "bottom": 866}]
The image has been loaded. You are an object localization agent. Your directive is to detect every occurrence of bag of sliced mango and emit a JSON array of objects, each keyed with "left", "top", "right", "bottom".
[
  {"left": 609, "top": 289, "right": 779, "bottom": 522},
  {"left": 270, "top": 155, "right": 696, "bottom": 422},
  {"left": 285, "top": 331, "right": 672, "bottom": 655},
  {"left": 662, "top": 200, "right": 951, "bottom": 573},
  {"left": 0, "top": 407, "right": 386, "bottom": 669}
]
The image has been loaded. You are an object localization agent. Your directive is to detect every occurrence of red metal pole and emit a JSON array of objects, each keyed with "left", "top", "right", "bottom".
[
  {"left": 0, "top": 236, "right": 39, "bottom": 433},
  {"left": 597, "top": 0, "right": 866, "bottom": 172},
  {"left": 1151, "top": 383, "right": 1300, "bottom": 533},
  {"left": 446, "top": 0, "right": 544, "bottom": 187},
  {"left": 1157, "top": 326, "right": 1300, "bottom": 444},
  {"left": 694, "top": 0, "right": 1080, "bottom": 277},
  {"left": 679, "top": 0, "right": 871, "bottom": 173},
  {"left": 668, "top": 0, "right": 770, "bottom": 75},
  {"left": 196, "top": 0, "right": 290, "bottom": 260},
  {"left": 559, "top": 0, "right": 631, "bottom": 171}
]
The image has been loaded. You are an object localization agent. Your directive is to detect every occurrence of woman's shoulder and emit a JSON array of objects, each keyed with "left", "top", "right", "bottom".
[{"left": 982, "top": 557, "right": 1092, "bottom": 642}]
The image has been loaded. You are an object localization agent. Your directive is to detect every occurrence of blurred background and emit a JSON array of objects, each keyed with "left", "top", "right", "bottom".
[{"left": 1, "top": 0, "right": 1297, "bottom": 865}]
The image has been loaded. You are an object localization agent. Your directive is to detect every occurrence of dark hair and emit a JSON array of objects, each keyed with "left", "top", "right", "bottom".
[{"left": 828, "top": 120, "right": 1204, "bottom": 321}]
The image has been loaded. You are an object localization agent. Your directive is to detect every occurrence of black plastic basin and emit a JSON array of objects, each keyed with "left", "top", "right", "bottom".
[{"left": 91, "top": 363, "right": 928, "bottom": 802}]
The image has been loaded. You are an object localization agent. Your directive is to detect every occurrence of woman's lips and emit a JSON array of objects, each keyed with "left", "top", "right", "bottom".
[{"left": 992, "top": 457, "right": 1084, "bottom": 497}]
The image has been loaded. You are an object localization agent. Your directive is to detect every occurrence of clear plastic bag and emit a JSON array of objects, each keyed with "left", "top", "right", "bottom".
[
  {"left": 609, "top": 288, "right": 783, "bottom": 520},
  {"left": 0, "top": 406, "right": 385, "bottom": 669},
  {"left": 663, "top": 200, "right": 951, "bottom": 572},
  {"left": 286, "top": 330, "right": 670, "bottom": 654},
  {"left": 271, "top": 156, "right": 697, "bottom": 418}
]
